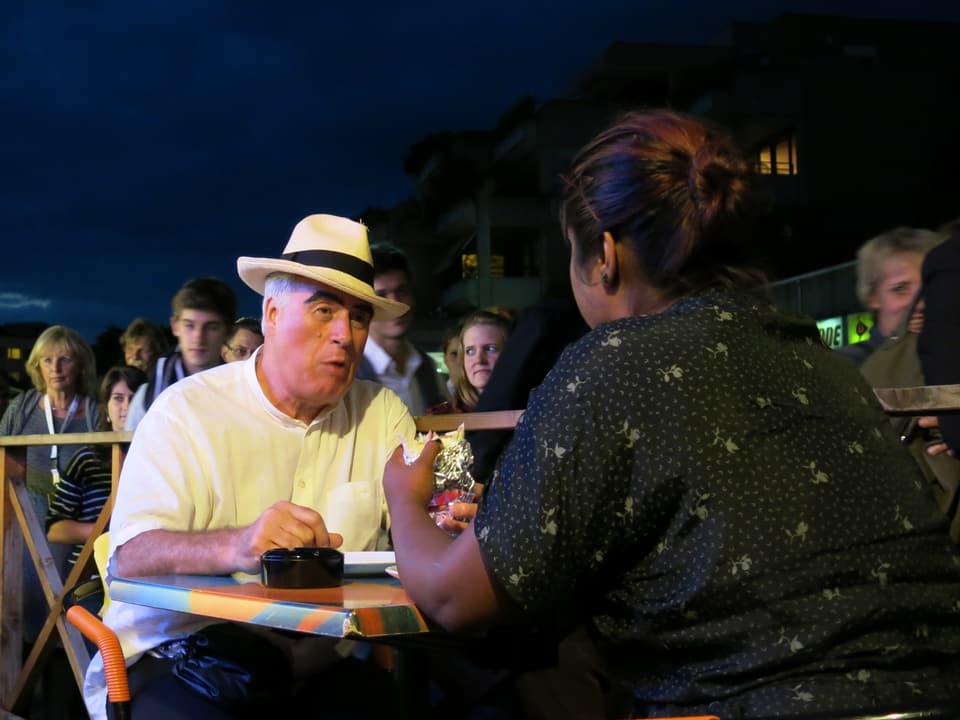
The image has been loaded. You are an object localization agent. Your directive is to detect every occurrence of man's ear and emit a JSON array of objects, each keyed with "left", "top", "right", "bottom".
[
  {"left": 169, "top": 315, "right": 179, "bottom": 338},
  {"left": 262, "top": 297, "right": 278, "bottom": 334}
]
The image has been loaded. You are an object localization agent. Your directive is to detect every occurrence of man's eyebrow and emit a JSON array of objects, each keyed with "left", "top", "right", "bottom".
[
  {"left": 304, "top": 290, "right": 347, "bottom": 306},
  {"left": 304, "top": 290, "right": 374, "bottom": 316}
]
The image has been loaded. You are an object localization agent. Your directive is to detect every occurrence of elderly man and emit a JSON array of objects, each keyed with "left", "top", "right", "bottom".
[{"left": 84, "top": 214, "right": 414, "bottom": 720}]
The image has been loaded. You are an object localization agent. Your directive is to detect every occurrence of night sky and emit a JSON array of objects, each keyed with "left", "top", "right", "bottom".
[{"left": 4, "top": 0, "right": 958, "bottom": 343}]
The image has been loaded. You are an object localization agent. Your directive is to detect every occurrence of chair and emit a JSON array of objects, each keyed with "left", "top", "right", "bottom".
[
  {"left": 65, "top": 605, "right": 130, "bottom": 720},
  {"left": 93, "top": 532, "right": 112, "bottom": 616}
]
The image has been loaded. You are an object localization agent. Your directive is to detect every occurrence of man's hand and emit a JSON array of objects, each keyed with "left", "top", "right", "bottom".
[
  {"left": 234, "top": 501, "right": 343, "bottom": 573},
  {"left": 919, "top": 415, "right": 957, "bottom": 458},
  {"left": 384, "top": 441, "right": 442, "bottom": 509}
]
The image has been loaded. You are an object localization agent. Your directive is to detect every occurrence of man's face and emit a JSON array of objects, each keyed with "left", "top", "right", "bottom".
[
  {"left": 171, "top": 309, "right": 229, "bottom": 374},
  {"left": 369, "top": 269, "right": 413, "bottom": 344},
  {"left": 264, "top": 279, "right": 373, "bottom": 409},
  {"left": 123, "top": 338, "right": 155, "bottom": 372},
  {"left": 869, "top": 251, "right": 924, "bottom": 337}
]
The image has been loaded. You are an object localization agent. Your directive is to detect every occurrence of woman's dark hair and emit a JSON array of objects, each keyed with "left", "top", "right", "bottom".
[
  {"left": 560, "top": 109, "right": 765, "bottom": 298},
  {"left": 97, "top": 365, "right": 148, "bottom": 431}
]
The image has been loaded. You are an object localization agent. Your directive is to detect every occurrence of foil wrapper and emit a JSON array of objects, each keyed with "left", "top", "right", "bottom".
[
  {"left": 401, "top": 425, "right": 475, "bottom": 495},
  {"left": 401, "top": 425, "right": 476, "bottom": 528}
]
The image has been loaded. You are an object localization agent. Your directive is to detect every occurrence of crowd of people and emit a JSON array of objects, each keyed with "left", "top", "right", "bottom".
[{"left": 1, "top": 107, "right": 959, "bottom": 720}]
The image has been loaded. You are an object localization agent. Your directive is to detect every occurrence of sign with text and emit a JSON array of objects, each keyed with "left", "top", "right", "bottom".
[{"left": 816, "top": 316, "right": 844, "bottom": 349}]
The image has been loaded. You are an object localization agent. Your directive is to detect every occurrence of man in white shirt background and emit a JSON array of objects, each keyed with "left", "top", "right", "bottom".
[{"left": 355, "top": 242, "right": 445, "bottom": 414}]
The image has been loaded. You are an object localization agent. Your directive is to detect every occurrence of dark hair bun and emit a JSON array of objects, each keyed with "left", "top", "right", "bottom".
[{"left": 688, "top": 143, "right": 749, "bottom": 228}]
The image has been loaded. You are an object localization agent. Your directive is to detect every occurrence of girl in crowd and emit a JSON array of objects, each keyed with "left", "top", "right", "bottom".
[
  {"left": 46, "top": 365, "right": 147, "bottom": 568},
  {"left": 434, "top": 309, "right": 513, "bottom": 413},
  {"left": 440, "top": 319, "right": 464, "bottom": 403},
  {"left": 385, "top": 110, "right": 960, "bottom": 718}
]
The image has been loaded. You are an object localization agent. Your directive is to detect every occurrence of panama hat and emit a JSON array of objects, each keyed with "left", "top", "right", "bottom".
[{"left": 237, "top": 214, "right": 409, "bottom": 320}]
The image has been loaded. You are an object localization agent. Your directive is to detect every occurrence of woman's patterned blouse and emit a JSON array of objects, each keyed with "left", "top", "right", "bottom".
[{"left": 475, "top": 289, "right": 960, "bottom": 718}]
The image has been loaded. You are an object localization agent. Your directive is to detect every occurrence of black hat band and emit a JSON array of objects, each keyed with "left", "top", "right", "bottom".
[{"left": 282, "top": 249, "right": 374, "bottom": 286}]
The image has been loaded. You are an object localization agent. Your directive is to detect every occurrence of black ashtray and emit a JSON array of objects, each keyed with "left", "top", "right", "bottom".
[{"left": 260, "top": 547, "right": 344, "bottom": 588}]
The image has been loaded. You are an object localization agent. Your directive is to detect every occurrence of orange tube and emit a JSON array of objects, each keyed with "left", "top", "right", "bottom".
[{"left": 66, "top": 605, "right": 131, "bottom": 702}]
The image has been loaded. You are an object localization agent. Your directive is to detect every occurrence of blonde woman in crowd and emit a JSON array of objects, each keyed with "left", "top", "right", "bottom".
[
  {"left": 430, "top": 308, "right": 514, "bottom": 413},
  {"left": 0, "top": 325, "right": 100, "bottom": 639}
]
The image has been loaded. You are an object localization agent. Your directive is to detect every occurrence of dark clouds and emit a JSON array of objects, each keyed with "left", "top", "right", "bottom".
[{"left": 3, "top": 0, "right": 958, "bottom": 341}]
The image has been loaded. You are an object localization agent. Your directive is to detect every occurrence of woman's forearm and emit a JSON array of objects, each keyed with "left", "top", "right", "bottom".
[{"left": 47, "top": 519, "right": 93, "bottom": 545}]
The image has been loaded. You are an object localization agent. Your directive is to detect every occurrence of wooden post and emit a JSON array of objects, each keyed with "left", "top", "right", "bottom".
[
  {"left": 0, "top": 446, "right": 25, "bottom": 709},
  {"left": 0, "top": 432, "right": 130, "bottom": 714}
]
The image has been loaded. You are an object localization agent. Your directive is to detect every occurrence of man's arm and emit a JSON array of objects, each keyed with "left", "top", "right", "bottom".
[
  {"left": 115, "top": 500, "right": 343, "bottom": 576},
  {"left": 384, "top": 443, "right": 508, "bottom": 630}
]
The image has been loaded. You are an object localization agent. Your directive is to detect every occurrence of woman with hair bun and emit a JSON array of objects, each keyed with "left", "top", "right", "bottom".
[{"left": 385, "top": 110, "right": 960, "bottom": 719}]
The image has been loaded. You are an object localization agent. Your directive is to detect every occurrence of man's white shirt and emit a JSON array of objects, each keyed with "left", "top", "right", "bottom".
[{"left": 362, "top": 337, "right": 428, "bottom": 415}]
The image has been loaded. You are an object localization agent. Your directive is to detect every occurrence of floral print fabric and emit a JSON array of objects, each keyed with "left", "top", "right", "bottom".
[{"left": 475, "top": 289, "right": 960, "bottom": 717}]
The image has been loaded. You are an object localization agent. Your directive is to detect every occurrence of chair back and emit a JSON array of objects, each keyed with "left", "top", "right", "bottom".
[{"left": 94, "top": 532, "right": 112, "bottom": 616}]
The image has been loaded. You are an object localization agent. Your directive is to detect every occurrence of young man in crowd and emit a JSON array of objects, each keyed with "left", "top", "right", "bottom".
[
  {"left": 355, "top": 242, "right": 444, "bottom": 415},
  {"left": 124, "top": 277, "right": 236, "bottom": 430}
]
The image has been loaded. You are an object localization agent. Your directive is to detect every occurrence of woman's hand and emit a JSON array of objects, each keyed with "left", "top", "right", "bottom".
[
  {"left": 435, "top": 483, "right": 485, "bottom": 533},
  {"left": 384, "top": 440, "right": 443, "bottom": 509}
]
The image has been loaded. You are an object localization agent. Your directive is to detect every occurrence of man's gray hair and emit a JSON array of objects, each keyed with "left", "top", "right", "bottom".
[{"left": 262, "top": 272, "right": 316, "bottom": 323}]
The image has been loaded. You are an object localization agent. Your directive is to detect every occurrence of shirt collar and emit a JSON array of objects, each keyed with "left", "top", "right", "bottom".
[{"left": 364, "top": 337, "right": 418, "bottom": 375}]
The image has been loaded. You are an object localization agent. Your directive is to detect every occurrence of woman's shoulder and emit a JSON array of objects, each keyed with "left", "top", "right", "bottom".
[
  {"left": 0, "top": 388, "right": 39, "bottom": 433},
  {"left": 66, "top": 445, "right": 106, "bottom": 469}
]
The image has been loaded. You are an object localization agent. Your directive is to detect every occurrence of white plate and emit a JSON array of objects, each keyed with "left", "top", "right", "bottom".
[
  {"left": 342, "top": 551, "right": 396, "bottom": 576},
  {"left": 384, "top": 565, "right": 400, "bottom": 579}
]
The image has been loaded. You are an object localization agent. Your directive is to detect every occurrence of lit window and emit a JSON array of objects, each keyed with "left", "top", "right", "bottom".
[
  {"left": 759, "top": 147, "right": 772, "bottom": 175},
  {"left": 756, "top": 131, "right": 798, "bottom": 176},
  {"left": 7, "top": 348, "right": 20, "bottom": 360}
]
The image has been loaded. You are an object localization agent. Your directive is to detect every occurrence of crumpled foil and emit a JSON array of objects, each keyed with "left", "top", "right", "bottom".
[{"left": 401, "top": 424, "right": 476, "bottom": 498}]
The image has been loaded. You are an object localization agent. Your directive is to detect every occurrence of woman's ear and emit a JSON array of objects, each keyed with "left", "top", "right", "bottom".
[{"left": 600, "top": 231, "right": 619, "bottom": 288}]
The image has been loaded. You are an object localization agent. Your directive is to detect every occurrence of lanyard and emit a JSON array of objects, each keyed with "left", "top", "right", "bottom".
[{"left": 43, "top": 394, "right": 79, "bottom": 488}]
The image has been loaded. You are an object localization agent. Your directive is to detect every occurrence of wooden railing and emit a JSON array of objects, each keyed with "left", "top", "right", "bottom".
[{"left": 0, "top": 432, "right": 131, "bottom": 715}]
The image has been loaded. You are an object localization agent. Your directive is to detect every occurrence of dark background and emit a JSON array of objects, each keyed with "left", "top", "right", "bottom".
[{"left": 3, "top": 0, "right": 958, "bottom": 343}]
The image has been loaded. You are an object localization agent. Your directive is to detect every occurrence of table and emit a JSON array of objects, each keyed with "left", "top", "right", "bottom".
[
  {"left": 108, "top": 572, "right": 429, "bottom": 638},
  {"left": 110, "top": 571, "right": 437, "bottom": 718},
  {"left": 874, "top": 384, "right": 960, "bottom": 416}
]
